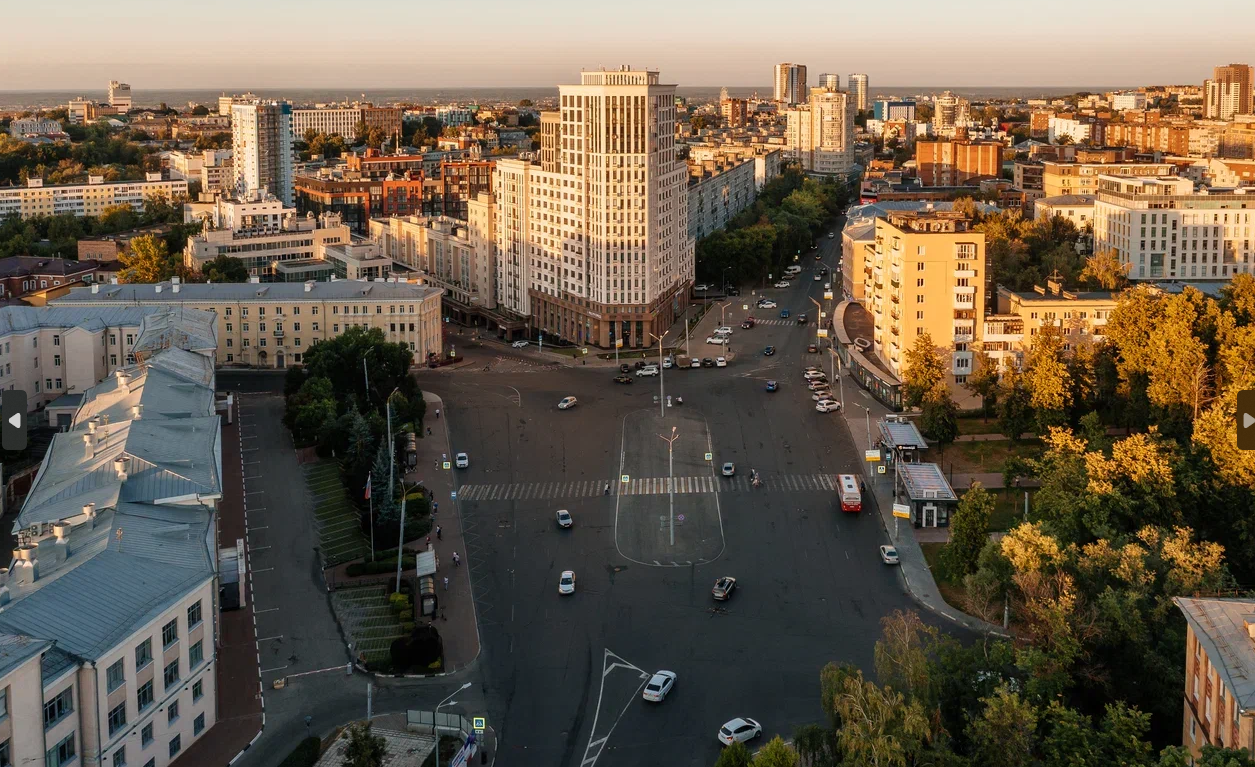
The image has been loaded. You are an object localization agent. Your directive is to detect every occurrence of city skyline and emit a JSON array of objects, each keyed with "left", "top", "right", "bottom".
[{"left": 3, "top": 0, "right": 1251, "bottom": 90}]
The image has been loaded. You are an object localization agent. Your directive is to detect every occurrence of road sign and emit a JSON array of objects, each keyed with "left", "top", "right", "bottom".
[
  {"left": 442, "top": 461, "right": 451, "bottom": 470},
  {"left": 450, "top": 490, "right": 457, "bottom": 499},
  {"left": 864, "top": 449, "right": 881, "bottom": 462},
  {"left": 704, "top": 452, "right": 713, "bottom": 461},
  {"left": 817, "top": 328, "right": 829, "bottom": 338},
  {"left": 677, "top": 514, "right": 686, "bottom": 522},
  {"left": 472, "top": 717, "right": 486, "bottom": 734},
  {"left": 892, "top": 503, "right": 911, "bottom": 519},
  {"left": 877, "top": 465, "right": 886, "bottom": 474},
  {"left": 616, "top": 339, "right": 624, "bottom": 349},
  {"left": 621, "top": 474, "right": 630, "bottom": 483}
]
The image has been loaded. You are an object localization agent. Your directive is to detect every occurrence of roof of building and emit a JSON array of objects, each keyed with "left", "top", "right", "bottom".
[
  {"left": 132, "top": 308, "right": 218, "bottom": 356},
  {"left": 0, "top": 631, "right": 51, "bottom": 679},
  {"left": 897, "top": 462, "right": 957, "bottom": 502},
  {"left": 878, "top": 419, "right": 929, "bottom": 451},
  {"left": 1035, "top": 194, "right": 1096, "bottom": 207},
  {"left": 1004, "top": 285, "right": 1117, "bottom": 303},
  {"left": 45, "top": 393, "right": 84, "bottom": 411},
  {"left": 52, "top": 278, "right": 441, "bottom": 304},
  {"left": 1174, "top": 597, "right": 1255, "bottom": 710},
  {"left": 0, "top": 306, "right": 214, "bottom": 336},
  {"left": 0, "top": 256, "right": 103, "bottom": 278}
]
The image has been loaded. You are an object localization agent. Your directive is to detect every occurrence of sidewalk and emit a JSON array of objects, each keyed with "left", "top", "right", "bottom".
[
  {"left": 401, "top": 392, "right": 481, "bottom": 673},
  {"left": 834, "top": 359, "right": 1007, "bottom": 637}
]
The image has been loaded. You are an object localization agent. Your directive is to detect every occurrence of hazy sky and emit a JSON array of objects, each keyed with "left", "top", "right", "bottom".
[{"left": 3, "top": 0, "right": 1252, "bottom": 90}]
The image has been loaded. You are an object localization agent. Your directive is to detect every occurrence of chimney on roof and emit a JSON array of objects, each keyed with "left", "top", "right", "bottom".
[
  {"left": 248, "top": 276, "right": 260, "bottom": 284},
  {"left": 83, "top": 432, "right": 94, "bottom": 449},
  {"left": 155, "top": 284, "right": 163, "bottom": 294},
  {"left": 52, "top": 522, "right": 71, "bottom": 562},
  {"left": 173, "top": 282, "right": 180, "bottom": 294},
  {"left": 91, "top": 283, "right": 100, "bottom": 294},
  {"left": 11, "top": 546, "right": 38, "bottom": 585},
  {"left": 304, "top": 281, "right": 314, "bottom": 293},
  {"left": 115, "top": 369, "right": 130, "bottom": 390},
  {"left": 132, "top": 404, "right": 143, "bottom": 419},
  {"left": 114, "top": 455, "right": 129, "bottom": 481}
]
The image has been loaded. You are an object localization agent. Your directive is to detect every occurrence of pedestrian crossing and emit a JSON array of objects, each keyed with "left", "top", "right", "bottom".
[
  {"left": 455, "top": 473, "right": 841, "bottom": 502},
  {"left": 748, "top": 318, "right": 809, "bottom": 327}
]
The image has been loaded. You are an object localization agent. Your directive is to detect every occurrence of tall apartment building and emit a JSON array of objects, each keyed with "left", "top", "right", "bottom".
[
  {"left": 867, "top": 210, "right": 987, "bottom": 397},
  {"left": 52, "top": 278, "right": 442, "bottom": 368},
  {"left": 934, "top": 91, "right": 965, "bottom": 130},
  {"left": 216, "top": 92, "right": 257, "bottom": 117},
  {"left": 0, "top": 175, "right": 187, "bottom": 221},
  {"left": 786, "top": 88, "right": 855, "bottom": 178},
  {"left": 848, "top": 74, "right": 869, "bottom": 112},
  {"left": 687, "top": 156, "right": 757, "bottom": 240},
  {"left": 493, "top": 67, "right": 694, "bottom": 349},
  {"left": 773, "top": 63, "right": 808, "bottom": 104},
  {"left": 1173, "top": 597, "right": 1255, "bottom": 758},
  {"left": 1111, "top": 91, "right": 1147, "bottom": 111},
  {"left": 720, "top": 97, "right": 749, "bottom": 127},
  {"left": 1041, "top": 160, "right": 1177, "bottom": 197},
  {"left": 874, "top": 100, "right": 916, "bottom": 121},
  {"left": 915, "top": 140, "right": 1001, "bottom": 186},
  {"left": 108, "top": 80, "right": 132, "bottom": 111},
  {"left": 231, "top": 101, "right": 295, "bottom": 206},
  {"left": 816, "top": 73, "right": 840, "bottom": 91},
  {"left": 1204, "top": 64, "right": 1254, "bottom": 121}
]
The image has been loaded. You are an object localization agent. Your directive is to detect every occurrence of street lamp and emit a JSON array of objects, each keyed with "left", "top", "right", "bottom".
[
  {"left": 435, "top": 683, "right": 473, "bottom": 767},
  {"left": 658, "top": 427, "right": 679, "bottom": 546},
  {"left": 717, "top": 301, "right": 731, "bottom": 328},
  {"left": 648, "top": 331, "right": 668, "bottom": 418},
  {"left": 395, "top": 481, "right": 420, "bottom": 593}
]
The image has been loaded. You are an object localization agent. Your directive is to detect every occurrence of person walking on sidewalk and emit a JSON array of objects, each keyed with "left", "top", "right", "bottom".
[
  {"left": 436, "top": 525, "right": 442, "bottom": 540},
  {"left": 436, "top": 409, "right": 441, "bottom": 419},
  {"left": 443, "top": 576, "right": 449, "bottom": 591},
  {"left": 452, "top": 552, "right": 460, "bottom": 567},
  {"left": 433, "top": 501, "right": 438, "bottom": 515}
]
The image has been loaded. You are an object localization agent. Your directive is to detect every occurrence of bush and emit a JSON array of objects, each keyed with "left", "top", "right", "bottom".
[
  {"left": 390, "top": 624, "right": 444, "bottom": 672},
  {"left": 278, "top": 737, "right": 321, "bottom": 767},
  {"left": 345, "top": 557, "right": 415, "bottom": 577}
]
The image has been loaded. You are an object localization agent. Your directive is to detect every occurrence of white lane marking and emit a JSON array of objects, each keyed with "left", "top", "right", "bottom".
[{"left": 580, "top": 649, "right": 650, "bottom": 767}]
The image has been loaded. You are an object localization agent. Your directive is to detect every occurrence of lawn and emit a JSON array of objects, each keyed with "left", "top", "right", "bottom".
[
  {"left": 938, "top": 438, "right": 1045, "bottom": 475},
  {"left": 920, "top": 542, "right": 967, "bottom": 608}
]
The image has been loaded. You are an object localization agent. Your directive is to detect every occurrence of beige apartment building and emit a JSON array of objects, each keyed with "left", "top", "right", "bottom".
[
  {"left": 183, "top": 197, "right": 351, "bottom": 280},
  {"left": 1040, "top": 160, "right": 1178, "bottom": 198},
  {"left": 50, "top": 279, "right": 443, "bottom": 368},
  {"left": 0, "top": 175, "right": 187, "bottom": 221},
  {"left": 1174, "top": 597, "right": 1255, "bottom": 758},
  {"left": 867, "top": 210, "right": 986, "bottom": 399},
  {"left": 982, "top": 282, "right": 1116, "bottom": 369},
  {"left": 786, "top": 88, "right": 856, "bottom": 178},
  {"left": 369, "top": 212, "right": 497, "bottom": 312}
]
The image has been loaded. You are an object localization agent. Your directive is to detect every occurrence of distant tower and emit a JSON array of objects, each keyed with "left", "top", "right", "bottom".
[
  {"left": 719, "top": 86, "right": 729, "bottom": 102},
  {"left": 231, "top": 100, "right": 294, "bottom": 205},
  {"left": 848, "top": 74, "right": 869, "bottom": 111},
  {"left": 773, "top": 63, "right": 808, "bottom": 104},
  {"left": 817, "top": 73, "right": 840, "bottom": 91},
  {"left": 108, "top": 80, "right": 132, "bottom": 111}
]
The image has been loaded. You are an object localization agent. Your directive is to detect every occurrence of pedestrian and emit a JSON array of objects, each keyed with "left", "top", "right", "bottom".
[
  {"left": 453, "top": 552, "right": 460, "bottom": 566},
  {"left": 433, "top": 501, "right": 438, "bottom": 514},
  {"left": 604, "top": 483, "right": 610, "bottom": 496},
  {"left": 426, "top": 534, "right": 431, "bottom": 547},
  {"left": 427, "top": 427, "right": 432, "bottom": 436},
  {"left": 436, "top": 525, "right": 442, "bottom": 540},
  {"left": 436, "top": 409, "right": 441, "bottom": 419},
  {"left": 443, "top": 576, "right": 449, "bottom": 591}
]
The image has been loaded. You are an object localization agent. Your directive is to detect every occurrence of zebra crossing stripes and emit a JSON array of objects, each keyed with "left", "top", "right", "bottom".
[{"left": 455, "top": 473, "right": 841, "bottom": 502}]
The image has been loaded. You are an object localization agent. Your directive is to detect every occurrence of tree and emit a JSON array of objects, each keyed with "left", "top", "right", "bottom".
[
  {"left": 965, "top": 349, "right": 1000, "bottom": 420},
  {"left": 751, "top": 737, "right": 799, "bottom": 767},
  {"left": 1023, "top": 324, "right": 1071, "bottom": 431},
  {"left": 190, "top": 105, "right": 210, "bottom": 116},
  {"left": 791, "top": 723, "right": 837, "bottom": 767},
  {"left": 920, "top": 381, "right": 959, "bottom": 449},
  {"left": 967, "top": 683, "right": 1037, "bottom": 767},
  {"left": 517, "top": 99, "right": 533, "bottom": 107},
  {"left": 301, "top": 326, "right": 416, "bottom": 412},
  {"left": 118, "top": 234, "right": 173, "bottom": 283},
  {"left": 1079, "top": 249, "right": 1131, "bottom": 290},
  {"left": 1220, "top": 272, "right": 1255, "bottom": 326},
  {"left": 831, "top": 670, "right": 932, "bottom": 767},
  {"left": 902, "top": 333, "right": 946, "bottom": 409},
  {"left": 341, "top": 722, "right": 386, "bottom": 767},
  {"left": 942, "top": 483, "right": 995, "bottom": 578},
  {"left": 873, "top": 610, "right": 938, "bottom": 704},
  {"left": 714, "top": 742, "right": 752, "bottom": 767},
  {"left": 369, "top": 442, "right": 399, "bottom": 522},
  {"left": 203, "top": 254, "right": 249, "bottom": 283}
]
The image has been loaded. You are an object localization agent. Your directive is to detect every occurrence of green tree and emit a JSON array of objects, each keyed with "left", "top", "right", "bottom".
[
  {"left": 872, "top": 610, "right": 938, "bottom": 704},
  {"left": 902, "top": 332, "right": 946, "bottom": 409},
  {"left": 920, "top": 381, "right": 959, "bottom": 449},
  {"left": 341, "top": 722, "right": 386, "bottom": 767},
  {"left": 301, "top": 326, "right": 416, "bottom": 411},
  {"left": 203, "top": 254, "right": 249, "bottom": 283},
  {"left": 831, "top": 670, "right": 932, "bottom": 767},
  {"left": 967, "top": 683, "right": 1037, "bottom": 767},
  {"left": 751, "top": 737, "right": 799, "bottom": 767},
  {"left": 118, "top": 234, "right": 173, "bottom": 283},
  {"left": 713, "top": 742, "right": 752, "bottom": 767},
  {"left": 1159, "top": 745, "right": 1255, "bottom": 767},
  {"left": 369, "top": 441, "right": 399, "bottom": 522},
  {"left": 964, "top": 349, "right": 1000, "bottom": 420},
  {"left": 1220, "top": 272, "right": 1255, "bottom": 326},
  {"left": 791, "top": 723, "right": 836, "bottom": 767},
  {"left": 942, "top": 483, "right": 994, "bottom": 578},
  {"left": 1079, "top": 248, "right": 1131, "bottom": 290},
  {"left": 1024, "top": 324, "right": 1070, "bottom": 431},
  {"left": 190, "top": 105, "right": 210, "bottom": 116}
]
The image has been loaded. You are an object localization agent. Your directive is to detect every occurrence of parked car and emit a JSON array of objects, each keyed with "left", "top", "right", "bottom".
[
  {"left": 811, "top": 389, "right": 833, "bottom": 401},
  {"left": 712, "top": 576, "right": 737, "bottom": 600},
  {"left": 512, "top": 340, "right": 529, "bottom": 348},
  {"left": 558, "top": 396, "right": 578, "bottom": 410},
  {"left": 455, "top": 452, "right": 470, "bottom": 468},
  {"left": 715, "top": 357, "right": 727, "bottom": 367},
  {"left": 663, "top": 356, "right": 674, "bottom": 369},
  {"left": 558, "top": 570, "right": 576, "bottom": 595},
  {"left": 815, "top": 399, "right": 841, "bottom": 413},
  {"left": 763, "top": 346, "right": 776, "bottom": 356},
  {"left": 722, "top": 462, "right": 736, "bottom": 477},
  {"left": 705, "top": 336, "right": 728, "bottom": 345},
  {"left": 808, "top": 380, "right": 830, "bottom": 391},
  {"left": 757, "top": 299, "right": 777, "bottom": 309},
  {"left": 773, "top": 281, "right": 790, "bottom": 288},
  {"left": 803, "top": 370, "right": 827, "bottom": 380},
  {"left": 714, "top": 326, "right": 734, "bottom": 337},
  {"left": 642, "top": 671, "right": 677, "bottom": 703},
  {"left": 718, "top": 718, "right": 763, "bottom": 746},
  {"left": 690, "top": 357, "right": 702, "bottom": 368},
  {"left": 556, "top": 509, "right": 573, "bottom": 528},
  {"left": 880, "top": 545, "right": 900, "bottom": 565},
  {"left": 694, "top": 283, "right": 712, "bottom": 292},
  {"left": 614, "top": 374, "right": 634, "bottom": 384},
  {"left": 766, "top": 380, "right": 778, "bottom": 392},
  {"left": 780, "top": 309, "right": 791, "bottom": 319},
  {"left": 702, "top": 358, "right": 716, "bottom": 368},
  {"left": 637, "top": 365, "right": 660, "bottom": 377},
  {"left": 619, "top": 363, "right": 631, "bottom": 373},
  {"left": 634, "top": 360, "right": 646, "bottom": 370}
]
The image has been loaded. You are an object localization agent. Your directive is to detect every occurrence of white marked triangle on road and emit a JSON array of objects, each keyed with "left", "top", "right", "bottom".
[{"left": 1245, "top": 413, "right": 1255, "bottom": 429}]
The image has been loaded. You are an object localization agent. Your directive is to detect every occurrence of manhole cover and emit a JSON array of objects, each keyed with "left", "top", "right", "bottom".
[{"left": 677, "top": 514, "right": 686, "bottom": 522}]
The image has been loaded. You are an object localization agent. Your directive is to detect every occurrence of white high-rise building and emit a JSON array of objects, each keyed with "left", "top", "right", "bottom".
[
  {"left": 786, "top": 87, "right": 856, "bottom": 178},
  {"left": 291, "top": 107, "right": 363, "bottom": 141},
  {"left": 848, "top": 73, "right": 869, "bottom": 111},
  {"left": 231, "top": 101, "right": 294, "bottom": 206},
  {"left": 494, "top": 67, "right": 694, "bottom": 349},
  {"left": 817, "top": 73, "right": 840, "bottom": 91},
  {"left": 773, "top": 63, "right": 808, "bottom": 104},
  {"left": 108, "top": 80, "right": 132, "bottom": 111}
]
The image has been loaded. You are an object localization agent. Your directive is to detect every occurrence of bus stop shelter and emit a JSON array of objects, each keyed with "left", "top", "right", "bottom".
[
  {"left": 877, "top": 418, "right": 928, "bottom": 466},
  {"left": 895, "top": 462, "right": 958, "bottom": 528}
]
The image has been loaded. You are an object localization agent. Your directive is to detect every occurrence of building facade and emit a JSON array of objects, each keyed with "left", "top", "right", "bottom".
[
  {"left": 786, "top": 88, "right": 855, "bottom": 178},
  {"left": 1040, "top": 160, "right": 1178, "bottom": 198},
  {"left": 183, "top": 198, "right": 350, "bottom": 280},
  {"left": 1205, "top": 64, "right": 1254, "bottom": 121},
  {"left": 687, "top": 156, "right": 757, "bottom": 240},
  {"left": 773, "top": 63, "right": 808, "bottom": 105},
  {"left": 0, "top": 175, "right": 186, "bottom": 221},
  {"left": 1174, "top": 597, "right": 1255, "bottom": 759},
  {"left": 848, "top": 74, "right": 869, "bottom": 112},
  {"left": 107, "top": 80, "right": 132, "bottom": 111},
  {"left": 1111, "top": 91, "right": 1147, "bottom": 111},
  {"left": 231, "top": 101, "right": 294, "bottom": 206},
  {"left": 915, "top": 140, "right": 1001, "bottom": 186},
  {"left": 294, "top": 173, "right": 426, "bottom": 233}
]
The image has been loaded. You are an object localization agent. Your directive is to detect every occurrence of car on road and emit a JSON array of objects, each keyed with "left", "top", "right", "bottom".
[
  {"left": 741, "top": 318, "right": 755, "bottom": 329},
  {"left": 804, "top": 370, "right": 827, "bottom": 380},
  {"left": 712, "top": 576, "right": 737, "bottom": 600},
  {"left": 763, "top": 346, "right": 776, "bottom": 356},
  {"left": 880, "top": 545, "right": 900, "bottom": 565},
  {"left": 614, "top": 374, "right": 634, "bottom": 384},
  {"left": 714, "top": 326, "right": 734, "bottom": 337},
  {"left": 558, "top": 570, "right": 576, "bottom": 595},
  {"left": 816, "top": 399, "right": 841, "bottom": 413},
  {"left": 702, "top": 357, "right": 716, "bottom": 368},
  {"left": 773, "top": 281, "right": 790, "bottom": 288},
  {"left": 455, "top": 452, "right": 469, "bottom": 468},
  {"left": 814, "top": 273, "right": 822, "bottom": 281},
  {"left": 823, "top": 283, "right": 831, "bottom": 291},
  {"left": 715, "top": 356, "right": 727, "bottom": 367},
  {"left": 634, "top": 360, "right": 646, "bottom": 370},
  {"left": 766, "top": 380, "right": 778, "bottom": 392},
  {"left": 512, "top": 340, "right": 529, "bottom": 348},
  {"left": 556, "top": 509, "right": 573, "bottom": 528},
  {"left": 694, "top": 283, "right": 712, "bottom": 292},
  {"left": 797, "top": 313, "right": 808, "bottom": 325},
  {"left": 718, "top": 718, "right": 763, "bottom": 746},
  {"left": 721, "top": 462, "right": 736, "bottom": 477},
  {"left": 828, "top": 232, "right": 835, "bottom": 239},
  {"left": 757, "top": 299, "right": 778, "bottom": 309},
  {"left": 807, "top": 343, "right": 819, "bottom": 353},
  {"left": 663, "top": 356, "right": 674, "bottom": 369},
  {"left": 780, "top": 309, "right": 791, "bottom": 319},
  {"left": 637, "top": 365, "right": 660, "bottom": 376},
  {"left": 726, "top": 286, "right": 741, "bottom": 296},
  {"left": 811, "top": 388, "right": 833, "bottom": 401},
  {"left": 620, "top": 363, "right": 630, "bottom": 373},
  {"left": 706, "top": 336, "right": 728, "bottom": 345},
  {"left": 642, "top": 671, "right": 677, "bottom": 703},
  {"left": 558, "top": 396, "right": 578, "bottom": 410}
]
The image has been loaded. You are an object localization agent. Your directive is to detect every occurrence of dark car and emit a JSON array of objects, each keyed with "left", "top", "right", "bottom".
[
  {"left": 763, "top": 346, "right": 776, "bottom": 356},
  {"left": 797, "top": 313, "right": 808, "bottom": 325},
  {"left": 807, "top": 343, "right": 819, "bottom": 353},
  {"left": 726, "top": 286, "right": 741, "bottom": 296},
  {"left": 712, "top": 576, "right": 737, "bottom": 600},
  {"left": 702, "top": 357, "right": 716, "bottom": 368},
  {"left": 820, "top": 268, "right": 828, "bottom": 277},
  {"left": 780, "top": 309, "right": 791, "bottom": 319},
  {"left": 634, "top": 360, "right": 646, "bottom": 370},
  {"left": 741, "top": 317, "right": 755, "bottom": 329},
  {"left": 766, "top": 380, "right": 778, "bottom": 392},
  {"left": 614, "top": 374, "right": 634, "bottom": 384},
  {"left": 619, "top": 363, "right": 630, "bottom": 373}
]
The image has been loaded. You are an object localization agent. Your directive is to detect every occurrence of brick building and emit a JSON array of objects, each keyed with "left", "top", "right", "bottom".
[{"left": 915, "top": 140, "right": 1002, "bottom": 186}]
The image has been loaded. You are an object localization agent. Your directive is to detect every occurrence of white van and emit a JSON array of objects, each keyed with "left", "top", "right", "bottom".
[{"left": 784, "top": 265, "right": 802, "bottom": 276}]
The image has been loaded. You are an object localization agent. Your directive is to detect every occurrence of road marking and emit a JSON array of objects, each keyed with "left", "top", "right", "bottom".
[
  {"left": 255, "top": 607, "right": 279, "bottom": 614},
  {"left": 580, "top": 649, "right": 650, "bottom": 767},
  {"left": 455, "top": 473, "right": 841, "bottom": 501},
  {"left": 258, "top": 635, "right": 284, "bottom": 642},
  {"left": 259, "top": 665, "right": 289, "bottom": 674}
]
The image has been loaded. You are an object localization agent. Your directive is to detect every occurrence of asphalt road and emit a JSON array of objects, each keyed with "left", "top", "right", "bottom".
[{"left": 419, "top": 228, "right": 931, "bottom": 767}]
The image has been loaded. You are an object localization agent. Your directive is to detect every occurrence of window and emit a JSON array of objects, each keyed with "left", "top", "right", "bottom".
[
  {"left": 53, "top": 334, "right": 60, "bottom": 346},
  {"left": 194, "top": 712, "right": 205, "bottom": 735},
  {"left": 137, "top": 680, "right": 154, "bottom": 712},
  {"left": 108, "top": 702, "right": 127, "bottom": 735},
  {"left": 113, "top": 747, "right": 125, "bottom": 767},
  {"left": 226, "top": 354, "right": 233, "bottom": 363},
  {"left": 167, "top": 700, "right": 179, "bottom": 724},
  {"left": 226, "top": 323, "right": 232, "bottom": 332},
  {"left": 141, "top": 723, "right": 153, "bottom": 748},
  {"left": 46, "top": 734, "right": 75, "bottom": 767},
  {"left": 242, "top": 323, "right": 249, "bottom": 332},
  {"left": 168, "top": 735, "right": 181, "bottom": 759},
  {"left": 192, "top": 680, "right": 203, "bottom": 702},
  {"left": 0, "top": 688, "right": 5, "bottom": 719},
  {"left": 107, "top": 659, "right": 125, "bottom": 692},
  {"left": 312, "top": 322, "right": 320, "bottom": 331},
  {"left": 136, "top": 639, "right": 152, "bottom": 669},
  {"left": 110, "top": 354, "right": 117, "bottom": 366},
  {"left": 294, "top": 322, "right": 300, "bottom": 332},
  {"left": 0, "top": 739, "right": 9, "bottom": 767},
  {"left": 43, "top": 687, "right": 73, "bottom": 729},
  {"left": 164, "top": 659, "right": 179, "bottom": 689},
  {"left": 143, "top": 761, "right": 154, "bottom": 767},
  {"left": 225, "top": 308, "right": 232, "bottom": 316},
  {"left": 162, "top": 619, "right": 177, "bottom": 648},
  {"left": 189, "top": 640, "right": 203, "bottom": 669},
  {"left": 187, "top": 601, "right": 202, "bottom": 628}
]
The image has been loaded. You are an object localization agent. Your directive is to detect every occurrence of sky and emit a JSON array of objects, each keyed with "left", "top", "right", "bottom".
[{"left": 2, "top": 0, "right": 1252, "bottom": 90}]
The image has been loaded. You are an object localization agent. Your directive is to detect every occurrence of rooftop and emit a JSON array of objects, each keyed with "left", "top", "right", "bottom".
[
  {"left": 0, "top": 256, "right": 103, "bottom": 278},
  {"left": 1036, "top": 194, "right": 1096, "bottom": 206},
  {"left": 52, "top": 278, "right": 441, "bottom": 304},
  {"left": 897, "top": 462, "right": 957, "bottom": 502},
  {"left": 0, "top": 306, "right": 215, "bottom": 336},
  {"left": 878, "top": 419, "right": 928, "bottom": 451},
  {"left": 1175, "top": 597, "right": 1255, "bottom": 709}
]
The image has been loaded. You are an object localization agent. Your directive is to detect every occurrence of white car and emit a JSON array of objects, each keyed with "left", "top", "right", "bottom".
[
  {"left": 556, "top": 509, "right": 573, "bottom": 528},
  {"left": 815, "top": 400, "right": 841, "bottom": 413},
  {"left": 715, "top": 357, "right": 727, "bottom": 367},
  {"left": 721, "top": 462, "right": 736, "bottom": 477},
  {"left": 757, "top": 300, "right": 778, "bottom": 309},
  {"left": 637, "top": 365, "right": 660, "bottom": 376},
  {"left": 811, "top": 389, "right": 834, "bottom": 401},
  {"left": 642, "top": 671, "right": 677, "bottom": 703},
  {"left": 803, "top": 370, "right": 827, "bottom": 381},
  {"left": 773, "top": 281, "right": 790, "bottom": 288},
  {"left": 828, "top": 232, "right": 835, "bottom": 238},
  {"left": 663, "top": 356, "right": 674, "bottom": 369},
  {"left": 455, "top": 452, "right": 469, "bottom": 468},
  {"left": 880, "top": 545, "right": 900, "bottom": 565},
  {"left": 558, "top": 396, "right": 578, "bottom": 410},
  {"left": 511, "top": 340, "right": 529, "bottom": 348},
  {"left": 558, "top": 570, "right": 576, "bottom": 595},
  {"left": 823, "top": 283, "right": 831, "bottom": 291},
  {"left": 694, "top": 283, "right": 712, "bottom": 292},
  {"left": 714, "top": 326, "right": 734, "bottom": 337},
  {"left": 718, "top": 717, "right": 763, "bottom": 746},
  {"left": 814, "top": 273, "right": 822, "bottom": 281},
  {"left": 705, "top": 336, "right": 728, "bottom": 345}
]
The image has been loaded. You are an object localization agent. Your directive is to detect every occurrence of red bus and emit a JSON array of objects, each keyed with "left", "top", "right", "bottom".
[{"left": 839, "top": 474, "right": 862, "bottom": 512}]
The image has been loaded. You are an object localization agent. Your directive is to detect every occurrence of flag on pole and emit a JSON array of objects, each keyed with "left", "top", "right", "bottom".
[{"left": 364, "top": 473, "right": 372, "bottom": 500}]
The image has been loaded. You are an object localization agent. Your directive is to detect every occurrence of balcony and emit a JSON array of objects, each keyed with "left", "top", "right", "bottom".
[
  {"left": 890, "top": 309, "right": 900, "bottom": 321},
  {"left": 890, "top": 294, "right": 899, "bottom": 304},
  {"left": 890, "top": 279, "right": 900, "bottom": 289},
  {"left": 273, "top": 328, "right": 285, "bottom": 338},
  {"left": 953, "top": 269, "right": 976, "bottom": 279},
  {"left": 890, "top": 325, "right": 899, "bottom": 336}
]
